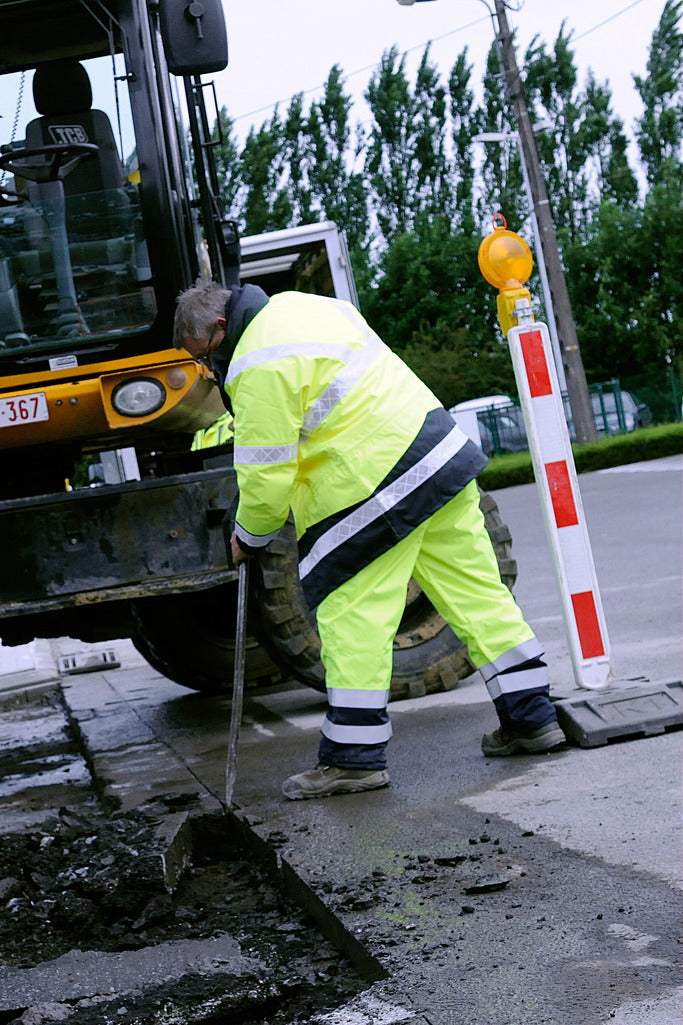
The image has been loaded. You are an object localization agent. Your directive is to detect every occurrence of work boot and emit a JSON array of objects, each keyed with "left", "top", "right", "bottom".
[
  {"left": 282, "top": 763, "right": 390, "bottom": 800},
  {"left": 481, "top": 720, "right": 566, "bottom": 757}
]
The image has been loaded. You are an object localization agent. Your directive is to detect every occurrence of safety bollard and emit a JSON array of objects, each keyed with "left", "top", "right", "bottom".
[{"left": 478, "top": 218, "right": 613, "bottom": 691}]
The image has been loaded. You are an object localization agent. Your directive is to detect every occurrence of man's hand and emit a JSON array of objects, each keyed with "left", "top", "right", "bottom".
[{"left": 230, "top": 530, "right": 250, "bottom": 566}]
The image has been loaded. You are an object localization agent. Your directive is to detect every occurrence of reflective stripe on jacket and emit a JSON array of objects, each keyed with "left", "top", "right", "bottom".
[{"left": 226, "top": 291, "right": 487, "bottom": 606}]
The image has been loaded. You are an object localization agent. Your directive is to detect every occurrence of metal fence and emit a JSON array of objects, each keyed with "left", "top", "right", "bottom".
[
  {"left": 616, "top": 370, "right": 682, "bottom": 427},
  {"left": 476, "top": 370, "right": 682, "bottom": 456}
]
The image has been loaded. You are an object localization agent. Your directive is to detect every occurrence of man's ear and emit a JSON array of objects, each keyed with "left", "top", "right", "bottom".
[{"left": 215, "top": 316, "right": 227, "bottom": 330}]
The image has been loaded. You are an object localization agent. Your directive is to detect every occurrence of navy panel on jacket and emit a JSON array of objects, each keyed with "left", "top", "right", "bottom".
[{"left": 299, "top": 407, "right": 487, "bottom": 609}]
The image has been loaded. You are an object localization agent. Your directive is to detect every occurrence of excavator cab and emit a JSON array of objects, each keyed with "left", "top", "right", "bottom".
[
  {"left": 0, "top": 0, "right": 232, "bottom": 462},
  {"left": 0, "top": 55, "right": 151, "bottom": 346}
]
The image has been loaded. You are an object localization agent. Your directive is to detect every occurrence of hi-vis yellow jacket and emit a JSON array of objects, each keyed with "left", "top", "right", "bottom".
[
  {"left": 226, "top": 291, "right": 486, "bottom": 608},
  {"left": 190, "top": 410, "right": 234, "bottom": 450}
]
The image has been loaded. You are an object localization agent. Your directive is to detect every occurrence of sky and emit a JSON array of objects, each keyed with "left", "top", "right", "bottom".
[
  {"left": 0, "top": 0, "right": 666, "bottom": 185},
  {"left": 214, "top": 0, "right": 665, "bottom": 163}
]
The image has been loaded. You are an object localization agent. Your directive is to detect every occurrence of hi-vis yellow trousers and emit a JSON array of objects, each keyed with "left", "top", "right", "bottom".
[{"left": 315, "top": 480, "right": 551, "bottom": 769}]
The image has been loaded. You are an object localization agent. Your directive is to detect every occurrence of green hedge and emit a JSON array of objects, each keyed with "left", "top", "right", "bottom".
[{"left": 478, "top": 422, "right": 683, "bottom": 491}]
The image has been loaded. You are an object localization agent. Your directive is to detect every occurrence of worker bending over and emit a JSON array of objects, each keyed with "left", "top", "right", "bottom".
[{"left": 174, "top": 282, "right": 566, "bottom": 800}]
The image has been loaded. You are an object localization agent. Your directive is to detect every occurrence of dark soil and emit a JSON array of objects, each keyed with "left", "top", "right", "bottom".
[{"left": 0, "top": 802, "right": 367, "bottom": 1024}]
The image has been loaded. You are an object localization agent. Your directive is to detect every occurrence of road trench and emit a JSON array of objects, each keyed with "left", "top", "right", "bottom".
[{"left": 0, "top": 678, "right": 387, "bottom": 1024}]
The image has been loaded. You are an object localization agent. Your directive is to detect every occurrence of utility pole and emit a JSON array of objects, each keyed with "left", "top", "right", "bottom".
[{"left": 493, "top": 0, "right": 596, "bottom": 442}]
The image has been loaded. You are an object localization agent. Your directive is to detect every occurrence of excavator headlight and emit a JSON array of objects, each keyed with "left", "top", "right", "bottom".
[{"left": 112, "top": 378, "right": 166, "bottom": 417}]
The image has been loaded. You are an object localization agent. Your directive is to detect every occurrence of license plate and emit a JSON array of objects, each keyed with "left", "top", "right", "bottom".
[{"left": 0, "top": 392, "right": 49, "bottom": 427}]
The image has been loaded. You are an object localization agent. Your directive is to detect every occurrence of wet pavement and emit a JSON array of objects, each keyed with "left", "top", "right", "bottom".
[{"left": 0, "top": 458, "right": 681, "bottom": 1024}]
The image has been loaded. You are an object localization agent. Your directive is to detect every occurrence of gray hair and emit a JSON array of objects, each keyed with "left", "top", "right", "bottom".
[{"left": 173, "top": 280, "right": 231, "bottom": 349}]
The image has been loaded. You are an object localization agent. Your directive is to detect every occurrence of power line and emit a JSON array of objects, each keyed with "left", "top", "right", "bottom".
[
  {"left": 230, "top": 14, "right": 489, "bottom": 123},
  {"left": 573, "top": 0, "right": 647, "bottom": 41},
  {"left": 230, "top": 0, "right": 650, "bottom": 128}
]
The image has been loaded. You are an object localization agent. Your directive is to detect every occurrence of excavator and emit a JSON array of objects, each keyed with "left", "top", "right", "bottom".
[{"left": 0, "top": 0, "right": 516, "bottom": 699}]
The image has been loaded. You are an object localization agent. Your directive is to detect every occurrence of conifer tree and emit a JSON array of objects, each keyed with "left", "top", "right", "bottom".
[
  {"left": 239, "top": 113, "right": 284, "bottom": 234},
  {"left": 475, "top": 44, "right": 526, "bottom": 233},
  {"left": 282, "top": 93, "right": 313, "bottom": 226},
  {"left": 447, "top": 49, "right": 480, "bottom": 235},
  {"left": 364, "top": 45, "right": 418, "bottom": 243},
  {"left": 364, "top": 45, "right": 450, "bottom": 244},
  {"left": 210, "top": 106, "right": 241, "bottom": 214},
  {"left": 633, "top": 0, "right": 683, "bottom": 374},
  {"left": 634, "top": 0, "right": 683, "bottom": 185},
  {"left": 307, "top": 65, "right": 369, "bottom": 255}
]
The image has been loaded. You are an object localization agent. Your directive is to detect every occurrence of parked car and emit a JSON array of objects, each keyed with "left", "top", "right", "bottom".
[
  {"left": 450, "top": 396, "right": 529, "bottom": 456},
  {"left": 591, "top": 390, "right": 653, "bottom": 435},
  {"left": 450, "top": 394, "right": 515, "bottom": 415},
  {"left": 452, "top": 386, "right": 652, "bottom": 453},
  {"left": 477, "top": 406, "right": 529, "bottom": 455}
]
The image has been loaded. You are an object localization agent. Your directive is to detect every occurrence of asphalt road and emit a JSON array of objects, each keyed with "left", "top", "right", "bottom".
[{"left": 1, "top": 456, "right": 681, "bottom": 1025}]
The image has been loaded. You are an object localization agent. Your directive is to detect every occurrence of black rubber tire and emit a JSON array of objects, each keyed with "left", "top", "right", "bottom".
[
  {"left": 252, "top": 488, "right": 517, "bottom": 701},
  {"left": 129, "top": 489, "right": 515, "bottom": 700},
  {"left": 129, "top": 583, "right": 283, "bottom": 695}
]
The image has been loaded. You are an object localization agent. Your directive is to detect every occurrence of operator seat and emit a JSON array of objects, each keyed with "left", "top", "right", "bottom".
[
  {"left": 25, "top": 59, "right": 126, "bottom": 197},
  {"left": 21, "top": 59, "right": 142, "bottom": 336}
]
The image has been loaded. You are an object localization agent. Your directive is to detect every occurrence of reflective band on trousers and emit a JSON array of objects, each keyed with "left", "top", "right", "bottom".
[
  {"left": 320, "top": 720, "right": 393, "bottom": 744},
  {"left": 478, "top": 638, "right": 543, "bottom": 682},
  {"left": 485, "top": 663, "right": 548, "bottom": 700},
  {"left": 479, "top": 638, "right": 547, "bottom": 700},
  {"left": 327, "top": 686, "right": 389, "bottom": 708},
  {"left": 299, "top": 425, "right": 469, "bottom": 582}
]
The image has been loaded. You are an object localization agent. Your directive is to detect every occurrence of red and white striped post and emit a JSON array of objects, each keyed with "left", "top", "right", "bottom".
[
  {"left": 478, "top": 219, "right": 613, "bottom": 691},
  {"left": 508, "top": 301, "right": 612, "bottom": 689}
]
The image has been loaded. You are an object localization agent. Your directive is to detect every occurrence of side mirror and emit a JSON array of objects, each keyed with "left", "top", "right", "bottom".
[{"left": 159, "top": 0, "right": 228, "bottom": 76}]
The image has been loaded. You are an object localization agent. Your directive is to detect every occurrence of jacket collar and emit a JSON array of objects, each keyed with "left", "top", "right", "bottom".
[{"left": 211, "top": 284, "right": 269, "bottom": 390}]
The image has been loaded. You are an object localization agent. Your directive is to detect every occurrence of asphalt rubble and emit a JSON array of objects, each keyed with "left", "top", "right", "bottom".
[
  {"left": 0, "top": 675, "right": 371, "bottom": 1025},
  {"left": 0, "top": 803, "right": 368, "bottom": 1024}
]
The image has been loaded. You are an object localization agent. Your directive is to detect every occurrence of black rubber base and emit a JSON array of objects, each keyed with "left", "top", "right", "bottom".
[{"left": 554, "top": 680, "right": 683, "bottom": 748}]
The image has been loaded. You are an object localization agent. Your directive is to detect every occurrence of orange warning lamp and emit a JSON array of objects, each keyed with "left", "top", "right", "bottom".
[{"left": 478, "top": 214, "right": 534, "bottom": 336}]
